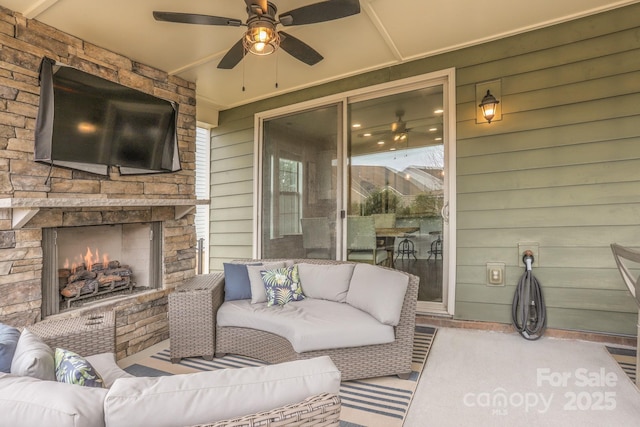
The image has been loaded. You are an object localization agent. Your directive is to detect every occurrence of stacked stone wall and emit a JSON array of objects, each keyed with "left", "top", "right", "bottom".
[{"left": 0, "top": 7, "right": 198, "bottom": 357}]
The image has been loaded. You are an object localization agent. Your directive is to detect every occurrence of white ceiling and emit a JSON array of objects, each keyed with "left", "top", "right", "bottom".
[{"left": 1, "top": 0, "right": 637, "bottom": 113}]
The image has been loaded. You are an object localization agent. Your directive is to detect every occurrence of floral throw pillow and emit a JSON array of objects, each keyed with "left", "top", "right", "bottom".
[
  {"left": 55, "top": 347, "right": 105, "bottom": 388},
  {"left": 261, "top": 265, "right": 305, "bottom": 307}
]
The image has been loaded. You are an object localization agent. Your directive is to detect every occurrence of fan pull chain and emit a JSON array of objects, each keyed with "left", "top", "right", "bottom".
[
  {"left": 242, "top": 48, "right": 246, "bottom": 92},
  {"left": 275, "top": 51, "right": 279, "bottom": 89}
]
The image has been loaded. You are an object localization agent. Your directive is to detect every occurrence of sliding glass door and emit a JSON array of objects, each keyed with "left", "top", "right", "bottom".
[
  {"left": 259, "top": 104, "right": 341, "bottom": 259},
  {"left": 348, "top": 86, "right": 447, "bottom": 305},
  {"left": 256, "top": 70, "right": 455, "bottom": 315}
]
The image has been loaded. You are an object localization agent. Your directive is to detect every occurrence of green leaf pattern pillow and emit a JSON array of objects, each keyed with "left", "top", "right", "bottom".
[
  {"left": 261, "top": 265, "right": 305, "bottom": 307},
  {"left": 55, "top": 347, "right": 104, "bottom": 388}
]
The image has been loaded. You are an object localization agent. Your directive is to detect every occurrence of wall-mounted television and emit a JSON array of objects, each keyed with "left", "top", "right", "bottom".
[{"left": 35, "top": 57, "right": 181, "bottom": 176}]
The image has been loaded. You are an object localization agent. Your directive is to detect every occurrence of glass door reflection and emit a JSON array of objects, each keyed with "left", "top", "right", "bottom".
[
  {"left": 348, "top": 87, "right": 445, "bottom": 303},
  {"left": 260, "top": 104, "right": 340, "bottom": 260}
]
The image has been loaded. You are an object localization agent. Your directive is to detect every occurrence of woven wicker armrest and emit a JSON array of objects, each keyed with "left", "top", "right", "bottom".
[
  {"left": 188, "top": 393, "right": 341, "bottom": 427},
  {"left": 209, "top": 273, "right": 226, "bottom": 318},
  {"left": 169, "top": 273, "right": 225, "bottom": 362}
]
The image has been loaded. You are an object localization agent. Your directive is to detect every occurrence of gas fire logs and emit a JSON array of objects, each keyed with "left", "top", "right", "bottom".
[{"left": 59, "top": 261, "right": 133, "bottom": 305}]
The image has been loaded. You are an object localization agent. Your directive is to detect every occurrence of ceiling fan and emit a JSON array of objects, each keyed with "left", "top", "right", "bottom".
[{"left": 153, "top": 0, "right": 361, "bottom": 69}]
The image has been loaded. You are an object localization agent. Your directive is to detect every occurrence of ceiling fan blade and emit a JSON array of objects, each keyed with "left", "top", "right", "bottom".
[
  {"left": 279, "top": 0, "right": 360, "bottom": 26},
  {"left": 217, "top": 39, "right": 246, "bottom": 69},
  {"left": 278, "top": 31, "right": 323, "bottom": 66},
  {"left": 153, "top": 11, "right": 242, "bottom": 27},
  {"left": 244, "top": 0, "right": 268, "bottom": 15}
]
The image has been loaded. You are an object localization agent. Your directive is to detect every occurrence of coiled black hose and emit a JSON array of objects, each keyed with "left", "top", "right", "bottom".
[{"left": 511, "top": 253, "right": 547, "bottom": 340}]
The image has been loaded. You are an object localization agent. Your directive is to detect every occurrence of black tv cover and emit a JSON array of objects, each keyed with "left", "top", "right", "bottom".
[{"left": 35, "top": 57, "right": 181, "bottom": 175}]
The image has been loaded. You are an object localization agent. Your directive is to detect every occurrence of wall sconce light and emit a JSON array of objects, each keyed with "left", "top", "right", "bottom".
[
  {"left": 476, "top": 80, "right": 502, "bottom": 124},
  {"left": 479, "top": 90, "right": 500, "bottom": 123}
]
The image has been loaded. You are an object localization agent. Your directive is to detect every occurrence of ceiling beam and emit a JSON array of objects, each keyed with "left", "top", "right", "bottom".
[
  {"left": 168, "top": 49, "right": 228, "bottom": 75},
  {"left": 362, "top": 0, "right": 403, "bottom": 61},
  {"left": 22, "top": 0, "right": 60, "bottom": 19}
]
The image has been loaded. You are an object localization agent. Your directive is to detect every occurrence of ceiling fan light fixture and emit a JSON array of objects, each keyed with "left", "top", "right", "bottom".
[
  {"left": 244, "top": 22, "right": 280, "bottom": 55},
  {"left": 393, "top": 132, "right": 407, "bottom": 142}
]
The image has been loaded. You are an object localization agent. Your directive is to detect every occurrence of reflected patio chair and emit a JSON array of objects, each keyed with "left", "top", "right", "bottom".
[
  {"left": 372, "top": 213, "right": 397, "bottom": 262},
  {"left": 427, "top": 231, "right": 442, "bottom": 260},
  {"left": 347, "top": 216, "right": 388, "bottom": 266},
  {"left": 300, "top": 217, "right": 331, "bottom": 259},
  {"left": 610, "top": 243, "right": 640, "bottom": 387}
]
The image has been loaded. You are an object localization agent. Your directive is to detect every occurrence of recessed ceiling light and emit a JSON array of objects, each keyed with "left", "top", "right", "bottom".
[
  {"left": 363, "top": 133, "right": 372, "bottom": 137},
  {"left": 429, "top": 127, "right": 437, "bottom": 132},
  {"left": 435, "top": 137, "right": 442, "bottom": 141},
  {"left": 377, "top": 140, "right": 385, "bottom": 145},
  {"left": 434, "top": 109, "right": 443, "bottom": 114},
  {"left": 352, "top": 123, "right": 361, "bottom": 128},
  {"left": 77, "top": 122, "right": 96, "bottom": 134},
  {"left": 390, "top": 148, "right": 396, "bottom": 151}
]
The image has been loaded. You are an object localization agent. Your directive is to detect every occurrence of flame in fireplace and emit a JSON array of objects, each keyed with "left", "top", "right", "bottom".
[{"left": 64, "top": 247, "right": 110, "bottom": 273}]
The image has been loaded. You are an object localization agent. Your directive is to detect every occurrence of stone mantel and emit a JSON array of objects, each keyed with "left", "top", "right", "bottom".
[{"left": 0, "top": 198, "right": 210, "bottom": 229}]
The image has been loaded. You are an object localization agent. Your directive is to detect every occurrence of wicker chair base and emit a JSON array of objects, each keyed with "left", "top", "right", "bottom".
[
  {"left": 190, "top": 393, "right": 341, "bottom": 427},
  {"left": 217, "top": 326, "right": 411, "bottom": 381}
]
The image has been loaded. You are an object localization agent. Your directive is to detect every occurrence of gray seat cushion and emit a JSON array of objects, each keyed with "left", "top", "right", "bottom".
[{"left": 217, "top": 298, "right": 395, "bottom": 353}]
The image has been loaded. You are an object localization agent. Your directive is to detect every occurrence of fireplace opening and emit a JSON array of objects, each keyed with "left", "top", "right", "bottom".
[{"left": 42, "top": 222, "right": 163, "bottom": 317}]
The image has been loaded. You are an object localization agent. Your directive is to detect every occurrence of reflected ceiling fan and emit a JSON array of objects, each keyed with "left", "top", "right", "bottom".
[
  {"left": 153, "top": 0, "right": 361, "bottom": 69},
  {"left": 360, "top": 110, "right": 421, "bottom": 142}
]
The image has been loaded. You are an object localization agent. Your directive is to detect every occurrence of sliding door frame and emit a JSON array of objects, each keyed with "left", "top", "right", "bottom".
[{"left": 254, "top": 68, "right": 457, "bottom": 316}]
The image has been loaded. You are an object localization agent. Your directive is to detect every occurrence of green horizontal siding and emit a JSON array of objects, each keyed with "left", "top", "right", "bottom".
[
  {"left": 457, "top": 225, "right": 640, "bottom": 247},
  {"left": 211, "top": 193, "right": 254, "bottom": 210},
  {"left": 457, "top": 266, "right": 626, "bottom": 291},
  {"left": 209, "top": 117, "right": 255, "bottom": 271},
  {"left": 455, "top": 302, "right": 637, "bottom": 335},
  {"left": 210, "top": 3, "right": 640, "bottom": 335},
  {"left": 454, "top": 3, "right": 640, "bottom": 335}
]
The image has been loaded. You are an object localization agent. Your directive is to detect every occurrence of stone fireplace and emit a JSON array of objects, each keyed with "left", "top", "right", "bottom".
[
  {"left": 0, "top": 196, "right": 206, "bottom": 358},
  {"left": 0, "top": 8, "right": 205, "bottom": 359}
]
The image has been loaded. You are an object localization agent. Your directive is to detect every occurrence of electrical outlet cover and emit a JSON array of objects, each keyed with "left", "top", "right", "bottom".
[{"left": 486, "top": 262, "right": 506, "bottom": 286}]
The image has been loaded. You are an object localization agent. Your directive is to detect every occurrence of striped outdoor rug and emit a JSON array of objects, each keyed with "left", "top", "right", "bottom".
[
  {"left": 606, "top": 345, "right": 636, "bottom": 383},
  {"left": 124, "top": 326, "right": 436, "bottom": 427}
]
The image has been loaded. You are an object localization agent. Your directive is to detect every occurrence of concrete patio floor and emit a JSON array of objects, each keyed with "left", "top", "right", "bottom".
[{"left": 404, "top": 327, "right": 640, "bottom": 426}]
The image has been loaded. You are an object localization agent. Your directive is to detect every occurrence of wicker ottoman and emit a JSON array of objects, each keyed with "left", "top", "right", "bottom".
[
  {"left": 28, "top": 311, "right": 115, "bottom": 356},
  {"left": 169, "top": 273, "right": 224, "bottom": 363}
]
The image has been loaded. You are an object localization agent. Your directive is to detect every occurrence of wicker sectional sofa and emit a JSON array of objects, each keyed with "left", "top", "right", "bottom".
[
  {"left": 1, "top": 312, "right": 342, "bottom": 427},
  {"left": 211, "top": 259, "right": 419, "bottom": 381}
]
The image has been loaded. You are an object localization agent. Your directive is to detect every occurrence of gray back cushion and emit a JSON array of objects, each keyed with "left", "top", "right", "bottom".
[
  {"left": 10, "top": 328, "right": 55, "bottom": 381},
  {"left": 346, "top": 264, "right": 409, "bottom": 326},
  {"left": 297, "top": 263, "right": 355, "bottom": 303}
]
